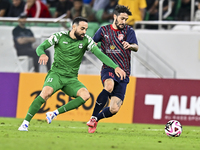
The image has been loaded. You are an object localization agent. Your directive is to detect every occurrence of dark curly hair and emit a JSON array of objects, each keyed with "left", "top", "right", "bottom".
[{"left": 114, "top": 5, "right": 132, "bottom": 16}]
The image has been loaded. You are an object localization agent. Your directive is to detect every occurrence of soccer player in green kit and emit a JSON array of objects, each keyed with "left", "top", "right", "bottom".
[{"left": 18, "top": 17, "right": 126, "bottom": 131}]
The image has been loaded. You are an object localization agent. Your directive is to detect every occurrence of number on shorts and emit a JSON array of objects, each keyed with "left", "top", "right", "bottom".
[
  {"left": 109, "top": 72, "right": 114, "bottom": 78},
  {"left": 47, "top": 78, "right": 53, "bottom": 82}
]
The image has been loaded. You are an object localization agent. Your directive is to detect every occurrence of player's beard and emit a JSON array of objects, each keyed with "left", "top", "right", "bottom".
[
  {"left": 74, "top": 30, "right": 84, "bottom": 40},
  {"left": 115, "top": 18, "right": 125, "bottom": 30}
]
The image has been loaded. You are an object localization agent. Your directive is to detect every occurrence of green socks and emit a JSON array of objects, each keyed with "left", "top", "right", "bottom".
[
  {"left": 25, "top": 96, "right": 45, "bottom": 122},
  {"left": 58, "top": 97, "right": 85, "bottom": 114},
  {"left": 24, "top": 96, "right": 85, "bottom": 121}
]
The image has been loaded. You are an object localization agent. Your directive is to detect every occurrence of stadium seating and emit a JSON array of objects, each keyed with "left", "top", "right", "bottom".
[
  {"left": 49, "top": 7, "right": 56, "bottom": 17},
  {"left": 86, "top": 22, "right": 99, "bottom": 37},
  {"left": 95, "top": 9, "right": 104, "bottom": 23}
]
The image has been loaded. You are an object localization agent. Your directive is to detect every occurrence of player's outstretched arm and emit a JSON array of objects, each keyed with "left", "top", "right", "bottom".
[
  {"left": 92, "top": 47, "right": 126, "bottom": 80},
  {"left": 36, "top": 40, "right": 52, "bottom": 65}
]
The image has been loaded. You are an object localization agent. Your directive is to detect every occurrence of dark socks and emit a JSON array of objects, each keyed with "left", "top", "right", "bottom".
[
  {"left": 92, "top": 89, "right": 110, "bottom": 117},
  {"left": 97, "top": 107, "right": 114, "bottom": 121}
]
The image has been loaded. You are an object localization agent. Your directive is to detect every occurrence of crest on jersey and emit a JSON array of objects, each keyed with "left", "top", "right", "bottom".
[
  {"left": 118, "top": 34, "right": 124, "bottom": 41},
  {"left": 79, "top": 43, "right": 83, "bottom": 49}
]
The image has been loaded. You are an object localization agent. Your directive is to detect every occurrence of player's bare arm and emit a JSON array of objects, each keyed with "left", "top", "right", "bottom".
[
  {"left": 122, "top": 41, "right": 138, "bottom": 52},
  {"left": 114, "top": 67, "right": 126, "bottom": 80},
  {"left": 38, "top": 54, "right": 49, "bottom": 65}
]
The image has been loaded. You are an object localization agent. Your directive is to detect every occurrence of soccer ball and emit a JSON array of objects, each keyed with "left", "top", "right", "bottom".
[{"left": 165, "top": 120, "right": 182, "bottom": 137}]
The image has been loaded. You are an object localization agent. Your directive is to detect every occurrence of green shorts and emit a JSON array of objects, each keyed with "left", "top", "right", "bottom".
[{"left": 43, "top": 70, "right": 86, "bottom": 98}]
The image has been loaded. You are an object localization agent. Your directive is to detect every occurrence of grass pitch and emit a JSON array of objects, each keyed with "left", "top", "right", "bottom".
[{"left": 0, "top": 117, "right": 200, "bottom": 150}]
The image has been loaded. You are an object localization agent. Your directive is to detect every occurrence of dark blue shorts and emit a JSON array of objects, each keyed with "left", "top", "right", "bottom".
[{"left": 101, "top": 68, "right": 129, "bottom": 101}]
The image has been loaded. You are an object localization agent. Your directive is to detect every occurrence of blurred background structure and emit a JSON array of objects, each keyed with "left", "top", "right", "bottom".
[{"left": 1, "top": 0, "right": 200, "bottom": 79}]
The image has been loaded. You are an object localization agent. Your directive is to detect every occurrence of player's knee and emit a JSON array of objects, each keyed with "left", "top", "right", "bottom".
[
  {"left": 78, "top": 88, "right": 90, "bottom": 101},
  {"left": 40, "top": 86, "right": 53, "bottom": 101},
  {"left": 104, "top": 79, "right": 114, "bottom": 93},
  {"left": 81, "top": 92, "right": 90, "bottom": 101},
  {"left": 104, "top": 86, "right": 113, "bottom": 93},
  {"left": 104, "top": 82, "right": 114, "bottom": 93}
]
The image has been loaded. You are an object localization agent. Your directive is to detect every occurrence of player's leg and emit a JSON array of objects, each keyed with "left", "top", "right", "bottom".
[
  {"left": 87, "top": 69, "right": 116, "bottom": 128},
  {"left": 18, "top": 71, "right": 62, "bottom": 131},
  {"left": 97, "top": 96, "right": 122, "bottom": 120},
  {"left": 88, "top": 81, "right": 128, "bottom": 133},
  {"left": 46, "top": 78, "right": 90, "bottom": 118},
  {"left": 56, "top": 88, "right": 90, "bottom": 114},
  {"left": 87, "top": 78, "right": 114, "bottom": 126},
  {"left": 92, "top": 79, "right": 114, "bottom": 117},
  {"left": 97, "top": 81, "right": 128, "bottom": 121},
  {"left": 87, "top": 96, "right": 122, "bottom": 134}
]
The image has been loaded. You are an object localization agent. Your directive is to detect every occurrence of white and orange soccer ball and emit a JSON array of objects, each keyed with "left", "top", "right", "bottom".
[{"left": 165, "top": 120, "right": 182, "bottom": 137}]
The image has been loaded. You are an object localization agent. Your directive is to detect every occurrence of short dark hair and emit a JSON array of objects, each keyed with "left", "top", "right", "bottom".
[
  {"left": 72, "top": 17, "right": 88, "bottom": 25},
  {"left": 114, "top": 5, "right": 132, "bottom": 16}
]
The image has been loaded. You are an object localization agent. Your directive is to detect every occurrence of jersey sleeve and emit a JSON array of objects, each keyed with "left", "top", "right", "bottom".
[
  {"left": 86, "top": 34, "right": 98, "bottom": 52},
  {"left": 126, "top": 27, "right": 138, "bottom": 45},
  {"left": 36, "top": 31, "right": 64, "bottom": 56},
  {"left": 36, "top": 40, "right": 52, "bottom": 56},
  {"left": 85, "top": 35, "right": 118, "bottom": 69},
  {"left": 47, "top": 31, "right": 64, "bottom": 46},
  {"left": 92, "top": 27, "right": 102, "bottom": 43}
]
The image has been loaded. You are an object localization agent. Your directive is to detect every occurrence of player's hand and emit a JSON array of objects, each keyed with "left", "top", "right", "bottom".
[
  {"left": 38, "top": 54, "right": 49, "bottom": 65},
  {"left": 122, "top": 41, "right": 131, "bottom": 49},
  {"left": 114, "top": 67, "right": 126, "bottom": 80}
]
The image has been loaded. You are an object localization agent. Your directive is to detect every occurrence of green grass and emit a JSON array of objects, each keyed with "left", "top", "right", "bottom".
[{"left": 0, "top": 117, "right": 200, "bottom": 150}]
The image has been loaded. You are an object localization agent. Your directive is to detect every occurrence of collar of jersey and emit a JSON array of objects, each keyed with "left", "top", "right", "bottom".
[{"left": 110, "top": 24, "right": 121, "bottom": 31}]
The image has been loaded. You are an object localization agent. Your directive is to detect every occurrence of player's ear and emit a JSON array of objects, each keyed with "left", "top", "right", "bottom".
[
  {"left": 113, "top": 14, "right": 117, "bottom": 20},
  {"left": 72, "top": 24, "right": 77, "bottom": 30}
]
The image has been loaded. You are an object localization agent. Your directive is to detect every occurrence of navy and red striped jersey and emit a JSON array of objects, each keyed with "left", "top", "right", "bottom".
[{"left": 93, "top": 24, "right": 138, "bottom": 76}]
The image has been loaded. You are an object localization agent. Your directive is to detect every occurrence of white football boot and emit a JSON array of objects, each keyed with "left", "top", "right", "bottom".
[
  {"left": 46, "top": 112, "right": 57, "bottom": 124},
  {"left": 18, "top": 124, "right": 28, "bottom": 131}
]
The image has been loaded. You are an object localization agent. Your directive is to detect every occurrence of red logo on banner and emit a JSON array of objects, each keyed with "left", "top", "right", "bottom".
[{"left": 133, "top": 78, "right": 200, "bottom": 126}]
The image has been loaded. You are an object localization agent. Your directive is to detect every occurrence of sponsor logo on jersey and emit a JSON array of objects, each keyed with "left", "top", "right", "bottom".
[
  {"left": 79, "top": 43, "right": 83, "bottom": 49},
  {"left": 110, "top": 45, "right": 115, "bottom": 50},
  {"left": 118, "top": 34, "right": 124, "bottom": 41},
  {"left": 63, "top": 41, "right": 68, "bottom": 44},
  {"left": 106, "top": 45, "right": 121, "bottom": 53}
]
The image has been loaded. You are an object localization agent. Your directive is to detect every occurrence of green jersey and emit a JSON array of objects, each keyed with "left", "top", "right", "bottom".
[{"left": 36, "top": 31, "right": 118, "bottom": 77}]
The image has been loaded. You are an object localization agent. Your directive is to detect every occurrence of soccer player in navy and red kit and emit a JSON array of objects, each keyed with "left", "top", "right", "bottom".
[{"left": 87, "top": 5, "right": 139, "bottom": 133}]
